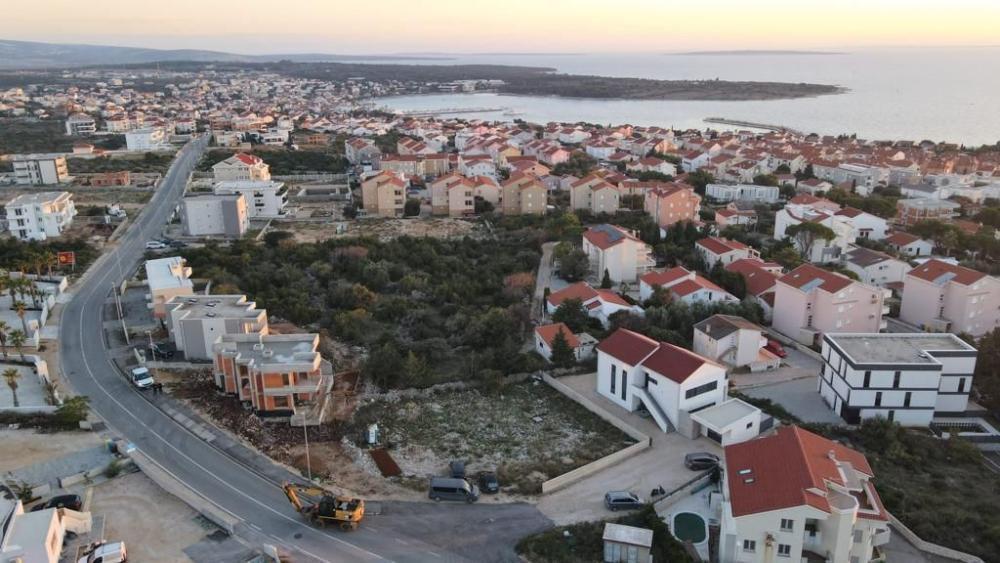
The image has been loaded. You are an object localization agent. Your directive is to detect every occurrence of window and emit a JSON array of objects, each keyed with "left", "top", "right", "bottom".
[
  {"left": 780, "top": 518, "right": 794, "bottom": 532},
  {"left": 874, "top": 392, "right": 882, "bottom": 407},
  {"left": 621, "top": 370, "right": 627, "bottom": 400},
  {"left": 777, "top": 543, "right": 791, "bottom": 557},
  {"left": 893, "top": 371, "right": 901, "bottom": 388},
  {"left": 281, "top": 373, "right": 290, "bottom": 386},
  {"left": 610, "top": 365, "right": 616, "bottom": 395},
  {"left": 958, "top": 378, "right": 966, "bottom": 393},
  {"left": 904, "top": 392, "right": 911, "bottom": 407},
  {"left": 863, "top": 371, "right": 871, "bottom": 387},
  {"left": 273, "top": 396, "right": 289, "bottom": 408},
  {"left": 742, "top": 539, "right": 756, "bottom": 553},
  {"left": 685, "top": 380, "right": 718, "bottom": 399},
  {"left": 888, "top": 410, "right": 895, "bottom": 422},
  {"left": 853, "top": 529, "right": 863, "bottom": 543}
]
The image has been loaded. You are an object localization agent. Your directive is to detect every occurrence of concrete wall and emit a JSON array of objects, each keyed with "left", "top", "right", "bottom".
[
  {"left": 887, "top": 513, "right": 984, "bottom": 563},
  {"left": 540, "top": 374, "right": 651, "bottom": 494}
]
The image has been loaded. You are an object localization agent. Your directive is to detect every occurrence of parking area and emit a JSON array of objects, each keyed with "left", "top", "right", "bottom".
[
  {"left": 730, "top": 343, "right": 822, "bottom": 390},
  {"left": 535, "top": 373, "right": 724, "bottom": 525},
  {"left": 743, "top": 376, "right": 845, "bottom": 424}
]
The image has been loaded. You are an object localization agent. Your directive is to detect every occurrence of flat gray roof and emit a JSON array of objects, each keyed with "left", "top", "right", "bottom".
[
  {"left": 166, "top": 294, "right": 263, "bottom": 319},
  {"left": 826, "top": 333, "right": 976, "bottom": 365}
]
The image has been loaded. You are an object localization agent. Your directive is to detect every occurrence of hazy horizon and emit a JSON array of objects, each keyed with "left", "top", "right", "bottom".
[{"left": 6, "top": 0, "right": 1000, "bottom": 55}]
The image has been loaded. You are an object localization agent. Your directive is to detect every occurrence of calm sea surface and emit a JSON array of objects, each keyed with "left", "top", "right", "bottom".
[{"left": 375, "top": 49, "right": 1000, "bottom": 146}]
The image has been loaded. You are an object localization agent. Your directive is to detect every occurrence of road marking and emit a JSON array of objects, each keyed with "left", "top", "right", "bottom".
[
  {"left": 394, "top": 538, "right": 409, "bottom": 545},
  {"left": 65, "top": 141, "right": 392, "bottom": 563},
  {"left": 426, "top": 551, "right": 441, "bottom": 557}
]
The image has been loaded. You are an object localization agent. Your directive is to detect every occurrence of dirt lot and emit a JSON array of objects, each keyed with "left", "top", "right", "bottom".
[
  {"left": 89, "top": 471, "right": 214, "bottom": 563},
  {"left": 0, "top": 428, "right": 106, "bottom": 473},
  {"left": 283, "top": 217, "right": 481, "bottom": 243},
  {"left": 349, "top": 381, "right": 636, "bottom": 495}
]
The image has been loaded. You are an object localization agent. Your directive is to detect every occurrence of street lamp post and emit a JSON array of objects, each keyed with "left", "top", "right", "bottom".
[{"left": 146, "top": 330, "right": 155, "bottom": 361}]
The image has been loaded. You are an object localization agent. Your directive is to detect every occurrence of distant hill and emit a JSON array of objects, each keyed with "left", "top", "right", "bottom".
[
  {"left": 0, "top": 39, "right": 451, "bottom": 69},
  {"left": 671, "top": 49, "right": 844, "bottom": 56}
]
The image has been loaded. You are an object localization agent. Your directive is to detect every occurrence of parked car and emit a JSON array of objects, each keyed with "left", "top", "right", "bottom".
[
  {"left": 604, "top": 491, "right": 643, "bottom": 512},
  {"left": 168, "top": 240, "right": 188, "bottom": 248},
  {"left": 77, "top": 541, "right": 127, "bottom": 563},
  {"left": 145, "top": 240, "right": 168, "bottom": 250},
  {"left": 428, "top": 477, "right": 479, "bottom": 503},
  {"left": 764, "top": 339, "right": 788, "bottom": 358},
  {"left": 448, "top": 460, "right": 466, "bottom": 479},
  {"left": 130, "top": 366, "right": 155, "bottom": 389},
  {"left": 684, "top": 452, "right": 720, "bottom": 471},
  {"left": 31, "top": 494, "right": 83, "bottom": 512},
  {"left": 478, "top": 472, "right": 500, "bottom": 494}
]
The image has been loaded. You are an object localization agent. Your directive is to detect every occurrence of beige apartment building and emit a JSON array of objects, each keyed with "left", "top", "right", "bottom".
[
  {"left": 361, "top": 171, "right": 407, "bottom": 217},
  {"left": 643, "top": 183, "right": 701, "bottom": 228},
  {"left": 211, "top": 153, "right": 271, "bottom": 182},
  {"left": 164, "top": 294, "right": 268, "bottom": 360},
  {"left": 13, "top": 155, "right": 71, "bottom": 185},
  {"left": 501, "top": 173, "right": 548, "bottom": 215},
  {"left": 144, "top": 257, "right": 194, "bottom": 318},
  {"left": 900, "top": 259, "right": 1000, "bottom": 336},
  {"left": 773, "top": 264, "right": 888, "bottom": 346},
  {"left": 570, "top": 174, "right": 621, "bottom": 215}
]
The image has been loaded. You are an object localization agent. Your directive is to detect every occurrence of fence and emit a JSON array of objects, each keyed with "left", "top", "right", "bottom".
[
  {"left": 652, "top": 469, "right": 715, "bottom": 512},
  {"left": 539, "top": 373, "right": 651, "bottom": 494}
]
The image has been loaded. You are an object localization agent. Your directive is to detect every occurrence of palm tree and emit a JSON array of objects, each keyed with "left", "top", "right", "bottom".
[
  {"left": 0, "top": 320, "right": 8, "bottom": 359},
  {"left": 13, "top": 301, "right": 28, "bottom": 335},
  {"left": 3, "top": 368, "right": 21, "bottom": 407},
  {"left": 9, "top": 330, "right": 26, "bottom": 362},
  {"left": 42, "top": 251, "right": 58, "bottom": 278}
]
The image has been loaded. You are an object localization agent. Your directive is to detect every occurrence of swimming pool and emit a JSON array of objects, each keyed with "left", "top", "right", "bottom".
[{"left": 672, "top": 511, "right": 708, "bottom": 544}]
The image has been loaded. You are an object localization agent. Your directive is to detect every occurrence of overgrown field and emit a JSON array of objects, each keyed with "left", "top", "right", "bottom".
[{"left": 350, "top": 382, "right": 635, "bottom": 494}]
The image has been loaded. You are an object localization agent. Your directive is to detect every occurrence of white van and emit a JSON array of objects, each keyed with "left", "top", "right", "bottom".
[
  {"left": 77, "top": 541, "right": 127, "bottom": 563},
  {"left": 130, "top": 366, "right": 154, "bottom": 389}
]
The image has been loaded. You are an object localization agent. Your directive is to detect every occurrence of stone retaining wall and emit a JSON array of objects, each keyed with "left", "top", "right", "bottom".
[
  {"left": 888, "top": 513, "right": 984, "bottom": 563},
  {"left": 539, "top": 373, "right": 651, "bottom": 494}
]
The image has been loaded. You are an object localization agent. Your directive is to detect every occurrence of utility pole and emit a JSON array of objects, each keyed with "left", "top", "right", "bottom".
[
  {"left": 303, "top": 423, "right": 312, "bottom": 481},
  {"left": 113, "top": 283, "right": 129, "bottom": 345},
  {"left": 146, "top": 330, "right": 156, "bottom": 361}
]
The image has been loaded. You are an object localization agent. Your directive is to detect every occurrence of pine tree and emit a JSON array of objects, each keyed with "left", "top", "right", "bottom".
[
  {"left": 600, "top": 269, "right": 613, "bottom": 289},
  {"left": 550, "top": 329, "right": 576, "bottom": 368}
]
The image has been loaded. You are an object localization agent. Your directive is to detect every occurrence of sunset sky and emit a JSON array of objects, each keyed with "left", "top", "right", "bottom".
[{"left": 6, "top": 0, "right": 1000, "bottom": 53}]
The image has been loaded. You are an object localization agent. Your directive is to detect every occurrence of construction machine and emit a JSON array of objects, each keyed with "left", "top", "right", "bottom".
[{"left": 281, "top": 482, "right": 365, "bottom": 530}]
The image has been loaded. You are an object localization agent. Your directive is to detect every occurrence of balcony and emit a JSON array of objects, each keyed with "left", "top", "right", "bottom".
[{"left": 872, "top": 528, "right": 891, "bottom": 547}]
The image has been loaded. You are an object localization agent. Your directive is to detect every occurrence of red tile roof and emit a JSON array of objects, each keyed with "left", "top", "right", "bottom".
[
  {"left": 779, "top": 264, "right": 853, "bottom": 294},
  {"left": 726, "top": 260, "right": 779, "bottom": 296},
  {"left": 907, "top": 259, "right": 986, "bottom": 286},
  {"left": 697, "top": 236, "right": 749, "bottom": 256},
  {"left": 232, "top": 152, "right": 262, "bottom": 165},
  {"left": 595, "top": 328, "right": 659, "bottom": 366},
  {"left": 546, "top": 282, "right": 599, "bottom": 307},
  {"left": 640, "top": 267, "right": 692, "bottom": 287},
  {"left": 640, "top": 341, "right": 719, "bottom": 383},
  {"left": 535, "top": 323, "right": 580, "bottom": 349},
  {"left": 725, "top": 426, "right": 883, "bottom": 519},
  {"left": 884, "top": 231, "right": 921, "bottom": 246},
  {"left": 582, "top": 224, "right": 642, "bottom": 251}
]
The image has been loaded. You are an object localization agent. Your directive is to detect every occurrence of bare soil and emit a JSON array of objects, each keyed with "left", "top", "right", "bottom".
[
  {"left": 90, "top": 471, "right": 212, "bottom": 563},
  {"left": 0, "top": 428, "right": 105, "bottom": 472}
]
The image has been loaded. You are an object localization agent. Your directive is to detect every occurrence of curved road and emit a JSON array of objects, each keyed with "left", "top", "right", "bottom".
[{"left": 59, "top": 138, "right": 549, "bottom": 562}]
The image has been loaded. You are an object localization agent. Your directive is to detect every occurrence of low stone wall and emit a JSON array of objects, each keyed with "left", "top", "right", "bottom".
[
  {"left": 539, "top": 373, "right": 651, "bottom": 494},
  {"left": 888, "top": 513, "right": 984, "bottom": 563}
]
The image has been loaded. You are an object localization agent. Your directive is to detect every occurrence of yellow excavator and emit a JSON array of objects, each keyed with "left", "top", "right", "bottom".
[{"left": 281, "top": 482, "right": 365, "bottom": 531}]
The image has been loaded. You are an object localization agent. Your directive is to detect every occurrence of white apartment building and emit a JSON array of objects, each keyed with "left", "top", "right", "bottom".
[
  {"left": 705, "top": 183, "right": 780, "bottom": 204},
  {"left": 213, "top": 180, "right": 288, "bottom": 218},
  {"left": 596, "top": 328, "right": 761, "bottom": 445},
  {"left": 12, "top": 155, "right": 70, "bottom": 185},
  {"left": 4, "top": 192, "right": 76, "bottom": 241},
  {"left": 125, "top": 127, "right": 169, "bottom": 151},
  {"left": 819, "top": 333, "right": 977, "bottom": 426},
  {"left": 144, "top": 257, "right": 194, "bottom": 319},
  {"left": 720, "top": 426, "right": 890, "bottom": 563},
  {"left": 163, "top": 294, "right": 268, "bottom": 360},
  {"left": 841, "top": 247, "right": 909, "bottom": 287},
  {"left": 181, "top": 193, "right": 249, "bottom": 238},
  {"left": 900, "top": 259, "right": 1000, "bottom": 337},
  {"left": 693, "top": 315, "right": 781, "bottom": 372},
  {"left": 582, "top": 224, "right": 655, "bottom": 284},
  {"left": 65, "top": 113, "right": 96, "bottom": 135}
]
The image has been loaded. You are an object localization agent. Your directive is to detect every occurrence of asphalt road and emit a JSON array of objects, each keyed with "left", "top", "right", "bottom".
[{"left": 58, "top": 138, "right": 551, "bottom": 562}]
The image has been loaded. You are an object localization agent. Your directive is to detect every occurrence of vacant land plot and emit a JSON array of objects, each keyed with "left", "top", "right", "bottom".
[
  {"left": 350, "top": 382, "right": 635, "bottom": 494},
  {"left": 284, "top": 216, "right": 481, "bottom": 243},
  {"left": 0, "top": 428, "right": 106, "bottom": 473},
  {"left": 90, "top": 471, "right": 216, "bottom": 563}
]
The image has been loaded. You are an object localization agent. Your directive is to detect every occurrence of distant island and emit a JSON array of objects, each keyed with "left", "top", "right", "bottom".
[{"left": 672, "top": 49, "right": 845, "bottom": 56}]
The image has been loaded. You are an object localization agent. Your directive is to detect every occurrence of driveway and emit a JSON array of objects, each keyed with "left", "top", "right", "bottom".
[
  {"left": 730, "top": 345, "right": 822, "bottom": 390},
  {"left": 743, "top": 376, "right": 845, "bottom": 425},
  {"left": 536, "top": 374, "right": 723, "bottom": 525},
  {"left": 531, "top": 241, "right": 556, "bottom": 322}
]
